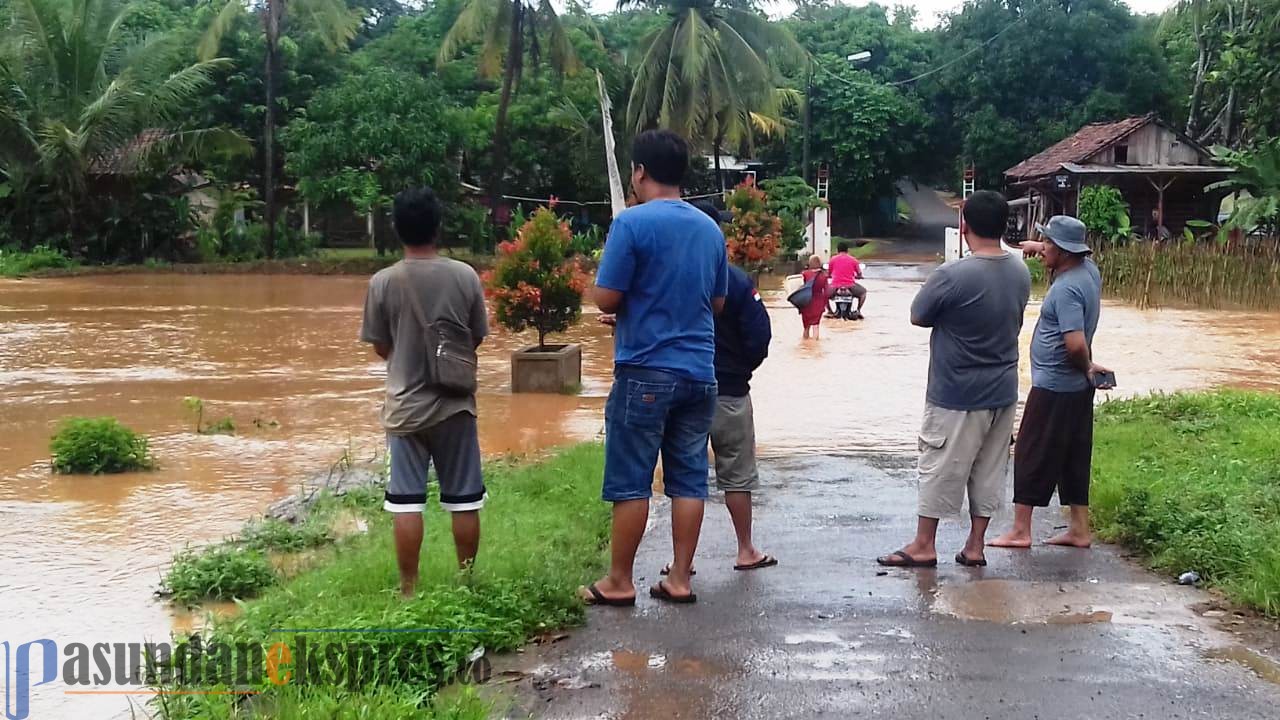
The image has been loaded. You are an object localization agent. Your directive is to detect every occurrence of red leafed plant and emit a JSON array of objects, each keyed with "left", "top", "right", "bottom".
[
  {"left": 484, "top": 207, "right": 589, "bottom": 349},
  {"left": 724, "top": 180, "right": 782, "bottom": 273}
]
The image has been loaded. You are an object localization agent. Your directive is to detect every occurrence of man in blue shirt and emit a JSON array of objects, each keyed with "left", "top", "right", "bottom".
[{"left": 580, "top": 130, "right": 728, "bottom": 607}]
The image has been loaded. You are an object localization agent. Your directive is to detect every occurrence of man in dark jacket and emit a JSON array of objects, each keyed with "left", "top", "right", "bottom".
[{"left": 694, "top": 201, "right": 776, "bottom": 570}]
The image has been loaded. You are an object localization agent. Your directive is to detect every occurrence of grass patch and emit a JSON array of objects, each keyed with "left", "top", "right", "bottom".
[
  {"left": 0, "top": 245, "right": 75, "bottom": 276},
  {"left": 1092, "top": 391, "right": 1280, "bottom": 616},
  {"left": 156, "top": 443, "right": 609, "bottom": 719},
  {"left": 50, "top": 417, "right": 153, "bottom": 474},
  {"left": 164, "top": 546, "right": 277, "bottom": 604}
]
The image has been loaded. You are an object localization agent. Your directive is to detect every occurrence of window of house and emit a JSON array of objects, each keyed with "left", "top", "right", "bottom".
[{"left": 1114, "top": 144, "right": 1130, "bottom": 164}]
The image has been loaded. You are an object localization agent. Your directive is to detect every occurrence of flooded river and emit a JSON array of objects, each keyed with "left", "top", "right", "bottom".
[{"left": 3, "top": 265, "right": 1279, "bottom": 718}]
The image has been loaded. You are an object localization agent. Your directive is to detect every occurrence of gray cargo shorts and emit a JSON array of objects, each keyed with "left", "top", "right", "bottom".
[
  {"left": 710, "top": 394, "right": 760, "bottom": 492},
  {"left": 917, "top": 402, "right": 1015, "bottom": 519},
  {"left": 385, "top": 411, "right": 486, "bottom": 513}
]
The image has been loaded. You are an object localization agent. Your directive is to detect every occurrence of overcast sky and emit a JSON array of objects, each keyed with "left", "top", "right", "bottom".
[{"left": 587, "top": 0, "right": 1178, "bottom": 28}]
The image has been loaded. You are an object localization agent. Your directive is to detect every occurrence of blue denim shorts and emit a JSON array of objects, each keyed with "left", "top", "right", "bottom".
[{"left": 603, "top": 366, "right": 718, "bottom": 502}]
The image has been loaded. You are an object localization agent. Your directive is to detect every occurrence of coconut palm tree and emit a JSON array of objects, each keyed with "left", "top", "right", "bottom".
[
  {"left": 199, "top": 0, "right": 360, "bottom": 257},
  {"left": 438, "top": 0, "right": 579, "bottom": 208},
  {"left": 0, "top": 0, "right": 248, "bottom": 243},
  {"left": 619, "top": 0, "right": 804, "bottom": 173}
]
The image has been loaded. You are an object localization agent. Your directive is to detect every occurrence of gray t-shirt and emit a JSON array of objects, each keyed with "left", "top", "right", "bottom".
[
  {"left": 912, "top": 252, "right": 1032, "bottom": 411},
  {"left": 1031, "top": 258, "right": 1102, "bottom": 392},
  {"left": 360, "top": 257, "right": 488, "bottom": 433}
]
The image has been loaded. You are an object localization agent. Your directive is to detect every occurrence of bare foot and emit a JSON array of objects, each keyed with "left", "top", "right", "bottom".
[
  {"left": 1045, "top": 532, "right": 1092, "bottom": 548},
  {"left": 988, "top": 531, "right": 1033, "bottom": 549}
]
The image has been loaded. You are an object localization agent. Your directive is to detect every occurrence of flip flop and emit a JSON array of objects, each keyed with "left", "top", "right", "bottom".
[
  {"left": 580, "top": 583, "right": 636, "bottom": 607},
  {"left": 876, "top": 550, "right": 938, "bottom": 568},
  {"left": 955, "top": 552, "right": 988, "bottom": 567},
  {"left": 734, "top": 555, "right": 779, "bottom": 571},
  {"left": 659, "top": 565, "right": 696, "bottom": 576},
  {"left": 649, "top": 581, "right": 697, "bottom": 604}
]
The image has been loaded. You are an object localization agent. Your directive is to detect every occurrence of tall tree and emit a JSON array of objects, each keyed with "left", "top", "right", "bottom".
[
  {"left": 620, "top": 0, "right": 804, "bottom": 169},
  {"left": 0, "top": 0, "right": 247, "bottom": 250},
  {"left": 199, "top": 0, "right": 360, "bottom": 258},
  {"left": 438, "top": 0, "right": 579, "bottom": 209}
]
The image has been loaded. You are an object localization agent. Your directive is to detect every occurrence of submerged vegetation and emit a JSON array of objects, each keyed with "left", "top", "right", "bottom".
[
  {"left": 1092, "top": 391, "right": 1280, "bottom": 617},
  {"left": 156, "top": 444, "right": 609, "bottom": 718},
  {"left": 1093, "top": 237, "right": 1280, "bottom": 310},
  {"left": 50, "top": 417, "right": 153, "bottom": 474}
]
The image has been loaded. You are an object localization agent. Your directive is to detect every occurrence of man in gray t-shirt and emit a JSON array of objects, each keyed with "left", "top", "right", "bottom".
[
  {"left": 878, "top": 191, "right": 1031, "bottom": 569},
  {"left": 991, "top": 215, "right": 1113, "bottom": 552},
  {"left": 360, "top": 187, "right": 489, "bottom": 598}
]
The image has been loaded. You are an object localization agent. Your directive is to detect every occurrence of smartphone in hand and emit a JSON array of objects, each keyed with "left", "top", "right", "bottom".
[{"left": 1092, "top": 370, "right": 1117, "bottom": 389}]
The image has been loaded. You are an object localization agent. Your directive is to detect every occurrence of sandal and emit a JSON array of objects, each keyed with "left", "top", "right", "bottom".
[
  {"left": 659, "top": 565, "right": 696, "bottom": 577},
  {"left": 876, "top": 550, "right": 938, "bottom": 568},
  {"left": 580, "top": 583, "right": 636, "bottom": 607},
  {"left": 734, "top": 555, "right": 779, "bottom": 571},
  {"left": 955, "top": 552, "right": 988, "bottom": 567},
  {"left": 649, "top": 581, "right": 697, "bottom": 604}
]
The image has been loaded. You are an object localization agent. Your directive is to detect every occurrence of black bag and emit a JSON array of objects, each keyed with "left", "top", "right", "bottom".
[
  {"left": 787, "top": 274, "right": 817, "bottom": 309},
  {"left": 396, "top": 263, "right": 478, "bottom": 396}
]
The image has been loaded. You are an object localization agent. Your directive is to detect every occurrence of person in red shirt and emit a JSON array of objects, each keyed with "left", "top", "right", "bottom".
[
  {"left": 800, "top": 254, "right": 829, "bottom": 339},
  {"left": 826, "top": 241, "right": 867, "bottom": 320}
]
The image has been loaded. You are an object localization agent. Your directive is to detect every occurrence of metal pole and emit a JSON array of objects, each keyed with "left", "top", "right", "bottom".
[{"left": 802, "top": 66, "right": 812, "bottom": 185}]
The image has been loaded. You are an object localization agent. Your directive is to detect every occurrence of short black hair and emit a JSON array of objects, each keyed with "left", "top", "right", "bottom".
[
  {"left": 632, "top": 129, "right": 689, "bottom": 186},
  {"left": 692, "top": 200, "right": 728, "bottom": 225},
  {"left": 962, "top": 190, "right": 1009, "bottom": 240},
  {"left": 837, "top": 241, "right": 849, "bottom": 253},
  {"left": 392, "top": 187, "right": 442, "bottom": 246}
]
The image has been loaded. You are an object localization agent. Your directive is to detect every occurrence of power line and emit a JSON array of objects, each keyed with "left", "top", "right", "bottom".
[{"left": 812, "top": 14, "right": 1027, "bottom": 90}]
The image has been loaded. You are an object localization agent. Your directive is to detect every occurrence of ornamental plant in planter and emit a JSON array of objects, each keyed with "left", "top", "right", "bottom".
[{"left": 487, "top": 207, "right": 589, "bottom": 393}]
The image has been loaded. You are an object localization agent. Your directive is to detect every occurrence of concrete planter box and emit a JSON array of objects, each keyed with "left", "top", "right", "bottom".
[{"left": 511, "top": 344, "right": 582, "bottom": 394}]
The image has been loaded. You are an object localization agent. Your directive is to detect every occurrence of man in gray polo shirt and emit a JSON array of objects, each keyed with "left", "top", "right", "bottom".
[
  {"left": 991, "top": 215, "right": 1113, "bottom": 550},
  {"left": 878, "top": 190, "right": 1031, "bottom": 568}
]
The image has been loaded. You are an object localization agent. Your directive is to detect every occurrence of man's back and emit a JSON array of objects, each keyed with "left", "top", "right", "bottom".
[
  {"left": 911, "top": 253, "right": 1031, "bottom": 410},
  {"left": 361, "top": 257, "right": 488, "bottom": 432},
  {"left": 828, "top": 252, "right": 860, "bottom": 287},
  {"left": 596, "top": 199, "right": 728, "bottom": 382},
  {"left": 714, "top": 265, "right": 771, "bottom": 396}
]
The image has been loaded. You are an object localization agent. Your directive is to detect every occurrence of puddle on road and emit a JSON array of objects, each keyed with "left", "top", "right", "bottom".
[
  {"left": 1203, "top": 646, "right": 1280, "bottom": 685},
  {"left": 931, "top": 579, "right": 1204, "bottom": 627}
]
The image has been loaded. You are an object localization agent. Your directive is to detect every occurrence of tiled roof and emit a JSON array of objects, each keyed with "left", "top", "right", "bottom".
[{"left": 1004, "top": 115, "right": 1154, "bottom": 181}]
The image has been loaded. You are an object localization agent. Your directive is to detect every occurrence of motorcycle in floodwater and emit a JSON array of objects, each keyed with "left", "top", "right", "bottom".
[{"left": 829, "top": 286, "right": 863, "bottom": 321}]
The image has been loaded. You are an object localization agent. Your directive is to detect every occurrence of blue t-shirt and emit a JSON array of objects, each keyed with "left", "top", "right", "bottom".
[
  {"left": 1031, "top": 258, "right": 1102, "bottom": 392},
  {"left": 596, "top": 199, "right": 729, "bottom": 383}
]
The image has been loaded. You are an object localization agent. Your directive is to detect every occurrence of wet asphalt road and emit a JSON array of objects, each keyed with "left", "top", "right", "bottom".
[{"left": 497, "top": 454, "right": 1280, "bottom": 719}]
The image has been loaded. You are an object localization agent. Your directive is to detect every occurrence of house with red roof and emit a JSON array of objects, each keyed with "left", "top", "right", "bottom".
[{"left": 1003, "top": 114, "right": 1233, "bottom": 241}]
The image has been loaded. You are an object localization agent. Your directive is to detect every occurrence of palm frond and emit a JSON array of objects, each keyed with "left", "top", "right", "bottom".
[
  {"left": 293, "top": 0, "right": 362, "bottom": 51},
  {"left": 539, "top": 0, "right": 580, "bottom": 76},
  {"left": 145, "top": 58, "right": 234, "bottom": 122},
  {"left": 197, "top": 0, "right": 244, "bottom": 62},
  {"left": 9, "top": 0, "right": 65, "bottom": 81},
  {"left": 438, "top": 0, "right": 499, "bottom": 70},
  {"left": 625, "top": 23, "right": 676, "bottom": 135}
]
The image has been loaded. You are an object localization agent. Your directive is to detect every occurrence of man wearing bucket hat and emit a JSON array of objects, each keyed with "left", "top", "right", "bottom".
[{"left": 991, "top": 215, "right": 1114, "bottom": 551}]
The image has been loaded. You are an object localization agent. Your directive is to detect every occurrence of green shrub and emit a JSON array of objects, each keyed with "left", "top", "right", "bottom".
[
  {"left": 0, "top": 245, "right": 75, "bottom": 276},
  {"left": 1077, "top": 185, "right": 1132, "bottom": 242},
  {"left": 50, "top": 417, "right": 153, "bottom": 474},
  {"left": 240, "top": 517, "right": 333, "bottom": 552},
  {"left": 761, "top": 176, "right": 827, "bottom": 253},
  {"left": 163, "top": 546, "right": 276, "bottom": 603}
]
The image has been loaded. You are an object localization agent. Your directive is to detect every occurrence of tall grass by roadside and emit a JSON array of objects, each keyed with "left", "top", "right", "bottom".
[
  {"left": 1093, "top": 236, "right": 1280, "bottom": 310},
  {"left": 155, "top": 444, "right": 609, "bottom": 719},
  {"left": 1092, "top": 391, "right": 1280, "bottom": 616}
]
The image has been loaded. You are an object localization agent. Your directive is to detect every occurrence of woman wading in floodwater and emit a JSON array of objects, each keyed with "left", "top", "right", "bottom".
[{"left": 800, "top": 254, "right": 830, "bottom": 340}]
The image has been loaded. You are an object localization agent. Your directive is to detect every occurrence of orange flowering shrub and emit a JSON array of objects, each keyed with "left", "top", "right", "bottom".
[
  {"left": 485, "top": 207, "right": 589, "bottom": 349},
  {"left": 724, "top": 180, "right": 782, "bottom": 273}
]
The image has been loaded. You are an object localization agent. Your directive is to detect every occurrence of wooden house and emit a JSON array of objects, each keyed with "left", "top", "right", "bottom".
[{"left": 1003, "top": 114, "right": 1234, "bottom": 240}]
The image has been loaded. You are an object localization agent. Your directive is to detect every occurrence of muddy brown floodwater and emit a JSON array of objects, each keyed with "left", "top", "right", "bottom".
[{"left": 3, "top": 265, "right": 1280, "bottom": 718}]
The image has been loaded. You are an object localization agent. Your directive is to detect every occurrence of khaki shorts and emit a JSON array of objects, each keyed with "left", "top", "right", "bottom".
[
  {"left": 710, "top": 394, "right": 759, "bottom": 492},
  {"left": 917, "top": 402, "right": 1015, "bottom": 519}
]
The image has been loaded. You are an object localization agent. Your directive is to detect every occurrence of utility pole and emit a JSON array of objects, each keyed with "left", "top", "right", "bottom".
[{"left": 802, "top": 64, "right": 813, "bottom": 185}]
